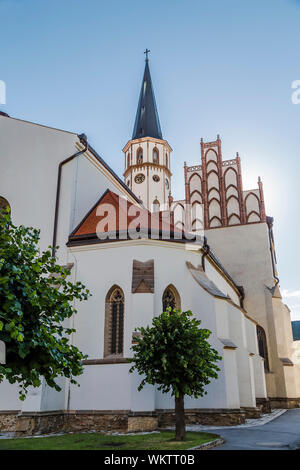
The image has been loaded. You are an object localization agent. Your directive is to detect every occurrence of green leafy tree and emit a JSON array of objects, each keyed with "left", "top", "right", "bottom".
[
  {"left": 0, "top": 210, "right": 90, "bottom": 399},
  {"left": 130, "top": 308, "right": 221, "bottom": 440}
]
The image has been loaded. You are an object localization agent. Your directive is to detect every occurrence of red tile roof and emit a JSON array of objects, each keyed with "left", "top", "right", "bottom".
[{"left": 68, "top": 189, "right": 184, "bottom": 245}]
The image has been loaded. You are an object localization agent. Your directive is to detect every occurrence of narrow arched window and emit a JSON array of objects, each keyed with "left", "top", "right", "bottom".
[
  {"left": 162, "top": 285, "right": 181, "bottom": 311},
  {"left": 127, "top": 154, "right": 130, "bottom": 168},
  {"left": 166, "top": 153, "right": 168, "bottom": 168},
  {"left": 153, "top": 148, "right": 159, "bottom": 164},
  {"left": 104, "top": 286, "right": 125, "bottom": 357},
  {"left": 152, "top": 199, "right": 160, "bottom": 212},
  {"left": 0, "top": 197, "right": 10, "bottom": 215},
  {"left": 137, "top": 148, "right": 143, "bottom": 165},
  {"left": 256, "top": 325, "right": 269, "bottom": 371}
]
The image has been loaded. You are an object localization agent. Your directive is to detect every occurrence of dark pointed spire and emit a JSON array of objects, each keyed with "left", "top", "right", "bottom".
[{"left": 132, "top": 52, "right": 163, "bottom": 140}]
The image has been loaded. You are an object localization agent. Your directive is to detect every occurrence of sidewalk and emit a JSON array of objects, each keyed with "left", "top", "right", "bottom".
[
  {"left": 213, "top": 409, "right": 300, "bottom": 450},
  {"left": 165, "top": 408, "right": 300, "bottom": 450}
]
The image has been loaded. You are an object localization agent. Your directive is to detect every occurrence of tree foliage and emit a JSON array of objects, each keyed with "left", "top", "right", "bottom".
[
  {"left": 0, "top": 211, "right": 90, "bottom": 399},
  {"left": 130, "top": 308, "right": 222, "bottom": 440}
]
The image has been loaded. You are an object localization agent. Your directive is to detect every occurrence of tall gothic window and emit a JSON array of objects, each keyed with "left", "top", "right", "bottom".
[
  {"left": 104, "top": 286, "right": 125, "bottom": 357},
  {"left": 256, "top": 325, "right": 269, "bottom": 371},
  {"left": 166, "top": 153, "right": 168, "bottom": 168},
  {"left": 137, "top": 148, "right": 143, "bottom": 165},
  {"left": 153, "top": 148, "right": 159, "bottom": 164},
  {"left": 162, "top": 285, "right": 181, "bottom": 312},
  {"left": 0, "top": 196, "right": 10, "bottom": 215}
]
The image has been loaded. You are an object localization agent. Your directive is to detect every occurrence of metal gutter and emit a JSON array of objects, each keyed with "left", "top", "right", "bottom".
[{"left": 52, "top": 133, "right": 88, "bottom": 256}]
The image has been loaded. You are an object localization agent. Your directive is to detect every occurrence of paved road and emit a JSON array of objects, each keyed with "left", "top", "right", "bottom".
[{"left": 214, "top": 409, "right": 300, "bottom": 450}]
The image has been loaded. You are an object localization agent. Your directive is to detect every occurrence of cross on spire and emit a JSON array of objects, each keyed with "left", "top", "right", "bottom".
[{"left": 144, "top": 48, "right": 150, "bottom": 61}]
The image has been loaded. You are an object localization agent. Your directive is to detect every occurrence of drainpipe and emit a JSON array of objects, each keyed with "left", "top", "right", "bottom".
[
  {"left": 201, "top": 236, "right": 210, "bottom": 271},
  {"left": 52, "top": 133, "right": 88, "bottom": 257},
  {"left": 266, "top": 216, "right": 280, "bottom": 291},
  {"left": 201, "top": 237, "right": 245, "bottom": 309},
  {"left": 238, "top": 286, "right": 245, "bottom": 309}
]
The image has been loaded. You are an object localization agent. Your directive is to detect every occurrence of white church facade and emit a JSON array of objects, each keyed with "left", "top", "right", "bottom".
[{"left": 0, "top": 56, "right": 299, "bottom": 435}]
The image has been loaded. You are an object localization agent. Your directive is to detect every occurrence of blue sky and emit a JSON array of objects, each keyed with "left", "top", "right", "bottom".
[{"left": 1, "top": 0, "right": 299, "bottom": 318}]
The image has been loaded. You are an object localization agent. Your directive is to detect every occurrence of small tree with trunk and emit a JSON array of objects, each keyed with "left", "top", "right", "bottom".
[
  {"left": 0, "top": 210, "right": 90, "bottom": 399},
  {"left": 130, "top": 308, "right": 221, "bottom": 440}
]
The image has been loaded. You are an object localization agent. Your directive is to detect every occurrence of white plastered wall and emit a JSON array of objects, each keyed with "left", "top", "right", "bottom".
[
  {"left": 0, "top": 116, "right": 138, "bottom": 413},
  {"left": 62, "top": 240, "right": 262, "bottom": 412},
  {"left": 206, "top": 222, "right": 299, "bottom": 400}
]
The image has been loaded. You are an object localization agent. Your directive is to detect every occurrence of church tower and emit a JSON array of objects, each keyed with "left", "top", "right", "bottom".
[{"left": 123, "top": 51, "right": 172, "bottom": 211}]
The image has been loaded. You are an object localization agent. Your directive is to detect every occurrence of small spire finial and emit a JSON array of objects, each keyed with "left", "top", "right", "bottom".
[{"left": 144, "top": 48, "right": 150, "bottom": 61}]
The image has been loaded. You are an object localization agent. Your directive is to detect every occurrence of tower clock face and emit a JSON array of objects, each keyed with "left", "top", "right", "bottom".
[
  {"left": 165, "top": 178, "right": 169, "bottom": 190},
  {"left": 135, "top": 173, "right": 145, "bottom": 184},
  {"left": 153, "top": 175, "right": 160, "bottom": 182}
]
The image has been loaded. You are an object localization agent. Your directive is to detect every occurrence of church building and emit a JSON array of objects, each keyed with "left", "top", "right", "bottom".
[{"left": 0, "top": 54, "right": 299, "bottom": 435}]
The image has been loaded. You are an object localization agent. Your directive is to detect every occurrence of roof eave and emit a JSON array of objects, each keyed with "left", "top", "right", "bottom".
[{"left": 123, "top": 137, "right": 172, "bottom": 153}]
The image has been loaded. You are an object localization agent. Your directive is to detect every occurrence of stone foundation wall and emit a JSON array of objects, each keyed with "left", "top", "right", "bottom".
[
  {"left": 66, "top": 412, "right": 129, "bottom": 434},
  {"left": 0, "top": 411, "right": 158, "bottom": 436},
  {"left": 15, "top": 413, "right": 65, "bottom": 436},
  {"left": 128, "top": 415, "right": 158, "bottom": 433},
  {"left": 12, "top": 411, "right": 130, "bottom": 436},
  {"left": 157, "top": 409, "right": 246, "bottom": 427},
  {"left": 1, "top": 407, "right": 265, "bottom": 436},
  {"left": 241, "top": 407, "right": 262, "bottom": 419},
  {"left": 269, "top": 397, "right": 300, "bottom": 409},
  {"left": 256, "top": 398, "right": 272, "bottom": 413},
  {"left": 0, "top": 411, "right": 19, "bottom": 432},
  {"left": 2, "top": 398, "right": 299, "bottom": 436}
]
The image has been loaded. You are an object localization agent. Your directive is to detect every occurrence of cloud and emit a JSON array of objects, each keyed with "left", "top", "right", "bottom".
[
  {"left": 281, "top": 290, "right": 300, "bottom": 321},
  {"left": 281, "top": 289, "right": 300, "bottom": 299}
]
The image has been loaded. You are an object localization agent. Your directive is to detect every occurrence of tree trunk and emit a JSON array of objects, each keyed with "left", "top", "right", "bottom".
[{"left": 175, "top": 392, "right": 186, "bottom": 441}]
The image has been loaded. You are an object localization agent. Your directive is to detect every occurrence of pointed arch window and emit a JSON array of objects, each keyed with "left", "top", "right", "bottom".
[
  {"left": 162, "top": 285, "right": 181, "bottom": 311},
  {"left": 152, "top": 199, "right": 160, "bottom": 212},
  {"left": 0, "top": 197, "right": 10, "bottom": 215},
  {"left": 137, "top": 148, "right": 143, "bottom": 165},
  {"left": 104, "top": 286, "right": 125, "bottom": 357},
  {"left": 153, "top": 148, "right": 159, "bottom": 164},
  {"left": 256, "top": 325, "right": 269, "bottom": 371}
]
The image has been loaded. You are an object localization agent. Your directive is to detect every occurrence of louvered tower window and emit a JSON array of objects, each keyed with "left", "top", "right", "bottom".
[
  {"left": 153, "top": 148, "right": 159, "bottom": 164},
  {"left": 137, "top": 148, "right": 143, "bottom": 165},
  {"left": 152, "top": 199, "right": 160, "bottom": 212}
]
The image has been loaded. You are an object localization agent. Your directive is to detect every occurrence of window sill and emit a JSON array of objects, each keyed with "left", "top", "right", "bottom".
[{"left": 82, "top": 357, "right": 130, "bottom": 365}]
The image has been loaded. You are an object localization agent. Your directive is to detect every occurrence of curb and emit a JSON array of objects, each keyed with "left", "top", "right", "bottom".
[{"left": 188, "top": 438, "right": 225, "bottom": 450}]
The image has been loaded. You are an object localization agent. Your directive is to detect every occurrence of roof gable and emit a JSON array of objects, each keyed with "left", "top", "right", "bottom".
[{"left": 69, "top": 189, "right": 184, "bottom": 244}]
